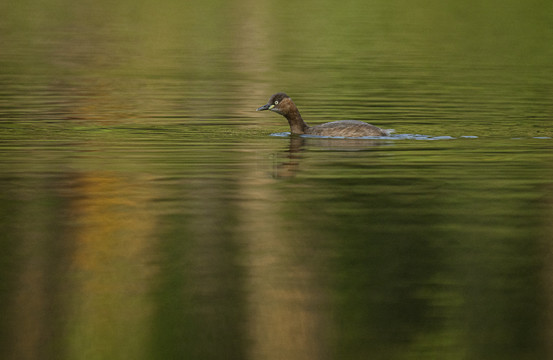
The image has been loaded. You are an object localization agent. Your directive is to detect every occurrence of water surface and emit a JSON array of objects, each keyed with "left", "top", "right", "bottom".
[{"left": 1, "top": 0, "right": 553, "bottom": 359}]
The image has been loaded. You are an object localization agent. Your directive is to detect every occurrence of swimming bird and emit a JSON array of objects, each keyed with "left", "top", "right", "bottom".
[{"left": 256, "top": 92, "right": 388, "bottom": 137}]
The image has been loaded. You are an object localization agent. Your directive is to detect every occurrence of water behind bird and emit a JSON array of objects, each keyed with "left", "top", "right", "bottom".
[{"left": 1, "top": 0, "right": 553, "bottom": 359}]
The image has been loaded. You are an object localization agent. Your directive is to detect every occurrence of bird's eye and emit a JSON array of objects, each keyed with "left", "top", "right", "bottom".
[{"left": 274, "top": 100, "right": 279, "bottom": 105}]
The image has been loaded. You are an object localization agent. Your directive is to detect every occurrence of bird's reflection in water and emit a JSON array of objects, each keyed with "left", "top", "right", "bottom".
[
  {"left": 273, "top": 135, "right": 387, "bottom": 178},
  {"left": 273, "top": 136, "right": 304, "bottom": 179}
]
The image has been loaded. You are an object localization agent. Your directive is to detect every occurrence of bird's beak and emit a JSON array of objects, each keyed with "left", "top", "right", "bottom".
[{"left": 256, "top": 103, "right": 274, "bottom": 111}]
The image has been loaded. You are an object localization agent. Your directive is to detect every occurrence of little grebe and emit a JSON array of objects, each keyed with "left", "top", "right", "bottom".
[{"left": 256, "top": 92, "right": 388, "bottom": 137}]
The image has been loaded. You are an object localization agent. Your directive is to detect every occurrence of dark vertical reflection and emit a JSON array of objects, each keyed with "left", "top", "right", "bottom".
[
  {"left": 274, "top": 160, "right": 548, "bottom": 359},
  {"left": 149, "top": 178, "right": 247, "bottom": 360},
  {"left": 0, "top": 188, "right": 19, "bottom": 356},
  {"left": 0, "top": 176, "right": 75, "bottom": 360},
  {"left": 545, "top": 189, "right": 553, "bottom": 360},
  {"left": 284, "top": 175, "right": 444, "bottom": 358}
]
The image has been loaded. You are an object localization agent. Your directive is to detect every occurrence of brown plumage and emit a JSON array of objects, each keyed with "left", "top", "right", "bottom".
[{"left": 256, "top": 92, "right": 388, "bottom": 137}]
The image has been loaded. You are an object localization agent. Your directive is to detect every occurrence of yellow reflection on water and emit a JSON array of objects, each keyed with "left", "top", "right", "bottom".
[
  {"left": 237, "top": 172, "right": 330, "bottom": 360},
  {"left": 64, "top": 173, "right": 156, "bottom": 359}
]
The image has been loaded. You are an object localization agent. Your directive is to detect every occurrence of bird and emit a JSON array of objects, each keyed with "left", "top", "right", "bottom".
[{"left": 256, "top": 92, "right": 389, "bottom": 137}]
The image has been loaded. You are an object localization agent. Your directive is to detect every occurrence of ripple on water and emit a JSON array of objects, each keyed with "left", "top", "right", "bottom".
[{"left": 270, "top": 132, "right": 466, "bottom": 140}]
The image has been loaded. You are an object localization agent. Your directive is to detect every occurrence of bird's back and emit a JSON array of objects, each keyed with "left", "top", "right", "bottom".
[{"left": 306, "top": 120, "right": 388, "bottom": 137}]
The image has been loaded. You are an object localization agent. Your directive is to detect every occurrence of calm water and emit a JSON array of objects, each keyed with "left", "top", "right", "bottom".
[{"left": 1, "top": 0, "right": 553, "bottom": 359}]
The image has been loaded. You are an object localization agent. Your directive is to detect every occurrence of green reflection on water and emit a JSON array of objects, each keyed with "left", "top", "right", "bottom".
[
  {"left": 1, "top": 0, "right": 553, "bottom": 359},
  {"left": 280, "top": 144, "right": 548, "bottom": 359}
]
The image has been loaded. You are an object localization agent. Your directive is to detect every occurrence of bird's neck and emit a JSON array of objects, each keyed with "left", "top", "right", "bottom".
[{"left": 285, "top": 107, "right": 308, "bottom": 134}]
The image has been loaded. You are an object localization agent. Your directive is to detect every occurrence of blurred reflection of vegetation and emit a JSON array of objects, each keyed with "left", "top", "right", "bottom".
[{"left": 1, "top": 0, "right": 552, "bottom": 359}]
